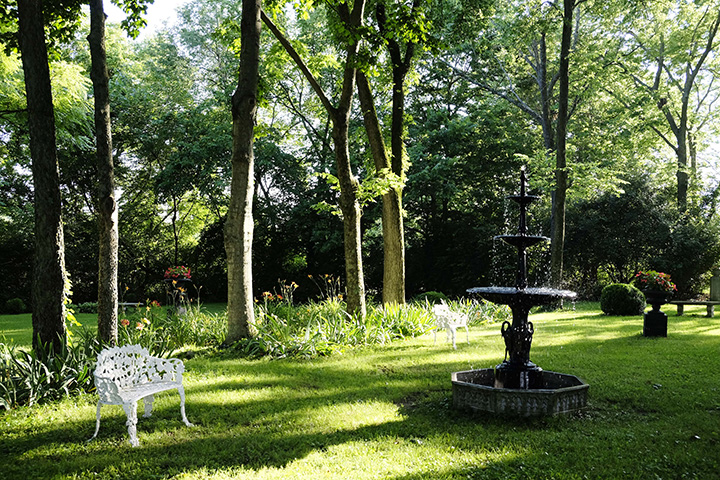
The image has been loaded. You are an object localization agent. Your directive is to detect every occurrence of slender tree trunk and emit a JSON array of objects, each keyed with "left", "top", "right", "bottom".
[
  {"left": 676, "top": 129, "right": 688, "bottom": 212},
  {"left": 172, "top": 195, "right": 180, "bottom": 265},
  {"left": 17, "top": 0, "right": 67, "bottom": 354},
  {"left": 88, "top": 0, "right": 118, "bottom": 345},
  {"left": 225, "top": 0, "right": 261, "bottom": 343},
  {"left": 385, "top": 7, "right": 411, "bottom": 305},
  {"left": 334, "top": 45, "right": 366, "bottom": 318},
  {"left": 334, "top": 113, "right": 366, "bottom": 317},
  {"left": 356, "top": 71, "right": 404, "bottom": 305},
  {"left": 261, "top": 3, "right": 367, "bottom": 318},
  {"left": 688, "top": 131, "right": 697, "bottom": 176},
  {"left": 550, "top": 0, "right": 573, "bottom": 289},
  {"left": 538, "top": 33, "right": 555, "bottom": 153}
]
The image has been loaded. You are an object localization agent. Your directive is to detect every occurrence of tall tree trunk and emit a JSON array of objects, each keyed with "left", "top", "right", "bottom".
[
  {"left": 225, "top": 0, "right": 261, "bottom": 343},
  {"left": 356, "top": 71, "right": 404, "bottom": 305},
  {"left": 676, "top": 128, "right": 689, "bottom": 212},
  {"left": 538, "top": 33, "right": 555, "bottom": 153},
  {"left": 17, "top": 0, "right": 67, "bottom": 353},
  {"left": 550, "top": 0, "right": 573, "bottom": 289},
  {"left": 89, "top": 0, "right": 119, "bottom": 345},
  {"left": 383, "top": 1, "right": 414, "bottom": 305},
  {"left": 334, "top": 112, "right": 366, "bottom": 317},
  {"left": 261, "top": 3, "right": 367, "bottom": 318},
  {"left": 334, "top": 28, "right": 366, "bottom": 318}
]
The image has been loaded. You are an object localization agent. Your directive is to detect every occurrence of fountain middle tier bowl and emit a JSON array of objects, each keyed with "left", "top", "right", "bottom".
[{"left": 467, "top": 286, "right": 577, "bottom": 307}]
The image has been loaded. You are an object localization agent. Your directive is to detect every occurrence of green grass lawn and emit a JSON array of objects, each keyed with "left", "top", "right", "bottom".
[
  {"left": 0, "top": 312, "right": 99, "bottom": 347},
  {"left": 0, "top": 303, "right": 228, "bottom": 348},
  {"left": 2, "top": 302, "right": 719, "bottom": 479}
]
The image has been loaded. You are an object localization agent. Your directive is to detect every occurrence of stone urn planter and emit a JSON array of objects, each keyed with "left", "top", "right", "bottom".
[{"left": 636, "top": 270, "right": 677, "bottom": 338}]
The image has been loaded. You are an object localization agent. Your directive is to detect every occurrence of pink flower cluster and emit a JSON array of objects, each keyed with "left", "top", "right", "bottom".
[
  {"left": 635, "top": 270, "right": 677, "bottom": 292},
  {"left": 164, "top": 265, "right": 191, "bottom": 279}
]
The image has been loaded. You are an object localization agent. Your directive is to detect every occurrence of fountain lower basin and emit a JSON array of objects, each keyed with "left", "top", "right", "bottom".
[
  {"left": 467, "top": 286, "right": 577, "bottom": 307},
  {"left": 452, "top": 368, "right": 589, "bottom": 416}
]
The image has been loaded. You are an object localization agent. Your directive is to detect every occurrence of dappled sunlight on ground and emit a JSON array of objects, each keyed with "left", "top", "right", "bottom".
[{"left": 4, "top": 302, "right": 720, "bottom": 479}]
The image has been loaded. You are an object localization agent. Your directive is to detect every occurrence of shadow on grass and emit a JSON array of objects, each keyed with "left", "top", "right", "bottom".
[{"left": 2, "top": 307, "right": 720, "bottom": 479}]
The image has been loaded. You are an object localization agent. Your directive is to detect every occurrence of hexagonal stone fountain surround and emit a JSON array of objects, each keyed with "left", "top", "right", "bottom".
[{"left": 452, "top": 369, "right": 588, "bottom": 416}]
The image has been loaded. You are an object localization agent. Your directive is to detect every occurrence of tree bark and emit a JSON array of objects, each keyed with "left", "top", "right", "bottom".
[
  {"left": 225, "top": 0, "right": 261, "bottom": 343},
  {"left": 334, "top": 110, "right": 366, "bottom": 317},
  {"left": 550, "top": 0, "right": 574, "bottom": 289},
  {"left": 382, "top": 0, "right": 415, "bottom": 305},
  {"left": 17, "top": 0, "right": 67, "bottom": 353},
  {"left": 356, "top": 71, "right": 405, "bottom": 305},
  {"left": 537, "top": 33, "right": 555, "bottom": 153},
  {"left": 88, "top": 0, "right": 119, "bottom": 345}
]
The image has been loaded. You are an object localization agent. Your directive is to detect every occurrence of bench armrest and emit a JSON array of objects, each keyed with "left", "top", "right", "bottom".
[
  {"left": 141, "top": 356, "right": 185, "bottom": 382},
  {"left": 94, "top": 374, "right": 122, "bottom": 401}
]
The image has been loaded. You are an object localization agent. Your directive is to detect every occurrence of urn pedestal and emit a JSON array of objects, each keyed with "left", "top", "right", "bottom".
[{"left": 643, "top": 290, "right": 670, "bottom": 337}]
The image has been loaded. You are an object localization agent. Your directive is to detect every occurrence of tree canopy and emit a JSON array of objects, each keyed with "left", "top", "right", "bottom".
[{"left": 2, "top": 0, "right": 720, "bottom": 319}]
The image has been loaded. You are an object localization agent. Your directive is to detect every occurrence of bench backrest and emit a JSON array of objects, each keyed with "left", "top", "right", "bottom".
[{"left": 95, "top": 344, "right": 155, "bottom": 389}]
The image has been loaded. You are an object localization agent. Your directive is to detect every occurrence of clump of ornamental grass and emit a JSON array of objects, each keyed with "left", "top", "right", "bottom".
[{"left": 233, "top": 294, "right": 509, "bottom": 359}]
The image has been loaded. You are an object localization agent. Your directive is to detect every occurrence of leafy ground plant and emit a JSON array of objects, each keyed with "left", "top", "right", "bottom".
[{"left": 235, "top": 298, "right": 504, "bottom": 359}]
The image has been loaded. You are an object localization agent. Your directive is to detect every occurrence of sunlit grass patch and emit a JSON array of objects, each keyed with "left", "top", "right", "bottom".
[{"left": 2, "top": 302, "right": 720, "bottom": 479}]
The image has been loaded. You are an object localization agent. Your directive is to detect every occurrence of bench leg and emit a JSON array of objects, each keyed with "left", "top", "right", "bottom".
[
  {"left": 464, "top": 325, "right": 470, "bottom": 345},
  {"left": 142, "top": 395, "right": 154, "bottom": 418},
  {"left": 122, "top": 401, "right": 140, "bottom": 447},
  {"left": 177, "top": 385, "right": 194, "bottom": 427},
  {"left": 88, "top": 402, "right": 102, "bottom": 442},
  {"left": 708, "top": 305, "right": 715, "bottom": 318},
  {"left": 677, "top": 304, "right": 684, "bottom": 316}
]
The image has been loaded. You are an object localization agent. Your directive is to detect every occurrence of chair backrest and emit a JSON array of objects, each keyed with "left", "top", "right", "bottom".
[{"left": 433, "top": 303, "right": 468, "bottom": 327}]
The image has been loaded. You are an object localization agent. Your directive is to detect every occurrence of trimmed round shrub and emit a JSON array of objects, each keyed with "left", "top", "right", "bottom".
[
  {"left": 600, "top": 283, "right": 645, "bottom": 316},
  {"left": 5, "top": 297, "right": 27, "bottom": 314},
  {"left": 412, "top": 291, "right": 448, "bottom": 305}
]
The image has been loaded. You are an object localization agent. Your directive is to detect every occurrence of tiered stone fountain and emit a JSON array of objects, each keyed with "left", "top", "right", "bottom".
[{"left": 452, "top": 168, "right": 589, "bottom": 416}]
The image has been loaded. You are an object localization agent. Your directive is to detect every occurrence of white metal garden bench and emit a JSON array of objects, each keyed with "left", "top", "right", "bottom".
[
  {"left": 88, "top": 344, "right": 193, "bottom": 447},
  {"left": 432, "top": 303, "right": 469, "bottom": 349}
]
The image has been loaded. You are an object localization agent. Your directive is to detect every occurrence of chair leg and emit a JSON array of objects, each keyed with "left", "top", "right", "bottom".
[
  {"left": 88, "top": 402, "right": 102, "bottom": 442},
  {"left": 142, "top": 395, "right": 154, "bottom": 418},
  {"left": 122, "top": 401, "right": 140, "bottom": 447},
  {"left": 450, "top": 327, "right": 457, "bottom": 350},
  {"left": 464, "top": 325, "right": 470, "bottom": 344},
  {"left": 177, "top": 385, "right": 194, "bottom": 427}
]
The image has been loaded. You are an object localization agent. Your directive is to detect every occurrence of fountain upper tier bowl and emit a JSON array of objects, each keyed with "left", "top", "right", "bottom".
[
  {"left": 495, "top": 234, "right": 548, "bottom": 249},
  {"left": 467, "top": 286, "right": 577, "bottom": 307}
]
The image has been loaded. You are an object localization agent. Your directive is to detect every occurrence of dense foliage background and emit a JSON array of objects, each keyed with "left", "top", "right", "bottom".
[{"left": 1, "top": 0, "right": 720, "bottom": 311}]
